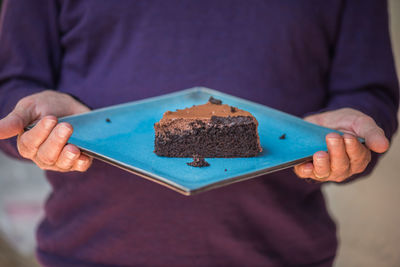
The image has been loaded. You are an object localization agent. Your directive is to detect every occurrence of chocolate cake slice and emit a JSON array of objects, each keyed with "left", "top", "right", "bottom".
[{"left": 154, "top": 97, "right": 262, "bottom": 158}]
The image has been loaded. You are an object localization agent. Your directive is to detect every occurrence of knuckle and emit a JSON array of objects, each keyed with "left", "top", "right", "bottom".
[
  {"left": 352, "top": 167, "right": 363, "bottom": 174},
  {"left": 36, "top": 165, "right": 46, "bottom": 170},
  {"left": 19, "top": 150, "right": 32, "bottom": 159},
  {"left": 296, "top": 172, "right": 307, "bottom": 179},
  {"left": 56, "top": 163, "right": 71, "bottom": 171},
  {"left": 18, "top": 135, "right": 34, "bottom": 151},
  {"left": 293, "top": 166, "right": 303, "bottom": 177},
  {"left": 55, "top": 160, "right": 70, "bottom": 170},
  {"left": 80, "top": 163, "right": 90, "bottom": 172},
  {"left": 352, "top": 162, "right": 368, "bottom": 174},
  {"left": 18, "top": 143, "right": 29, "bottom": 156},
  {"left": 76, "top": 159, "right": 91, "bottom": 172},
  {"left": 351, "top": 157, "right": 363, "bottom": 166},
  {"left": 353, "top": 115, "right": 375, "bottom": 129},
  {"left": 56, "top": 157, "right": 75, "bottom": 170},
  {"left": 332, "top": 162, "right": 349, "bottom": 173},
  {"left": 333, "top": 167, "right": 350, "bottom": 178},
  {"left": 34, "top": 160, "right": 49, "bottom": 171},
  {"left": 328, "top": 172, "right": 347, "bottom": 182},
  {"left": 350, "top": 153, "right": 370, "bottom": 174},
  {"left": 74, "top": 166, "right": 86, "bottom": 172},
  {"left": 352, "top": 159, "right": 368, "bottom": 173},
  {"left": 38, "top": 164, "right": 50, "bottom": 171},
  {"left": 36, "top": 150, "right": 57, "bottom": 165},
  {"left": 336, "top": 176, "right": 348, "bottom": 182},
  {"left": 17, "top": 141, "right": 33, "bottom": 159},
  {"left": 16, "top": 96, "right": 34, "bottom": 108},
  {"left": 333, "top": 170, "right": 349, "bottom": 180},
  {"left": 360, "top": 115, "right": 375, "bottom": 125}
]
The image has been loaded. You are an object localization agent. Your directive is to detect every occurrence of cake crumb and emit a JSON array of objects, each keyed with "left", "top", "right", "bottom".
[
  {"left": 279, "top": 133, "right": 286, "bottom": 140},
  {"left": 106, "top": 118, "right": 111, "bottom": 123},
  {"left": 208, "top": 96, "right": 222, "bottom": 105},
  {"left": 187, "top": 155, "right": 210, "bottom": 167}
]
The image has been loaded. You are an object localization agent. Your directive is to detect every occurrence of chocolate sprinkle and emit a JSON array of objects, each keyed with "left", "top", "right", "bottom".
[
  {"left": 230, "top": 106, "right": 237, "bottom": 113},
  {"left": 106, "top": 118, "right": 111, "bottom": 123},
  {"left": 187, "top": 155, "right": 210, "bottom": 167},
  {"left": 208, "top": 96, "right": 222, "bottom": 105},
  {"left": 224, "top": 169, "right": 227, "bottom": 172},
  {"left": 279, "top": 133, "right": 286, "bottom": 140}
]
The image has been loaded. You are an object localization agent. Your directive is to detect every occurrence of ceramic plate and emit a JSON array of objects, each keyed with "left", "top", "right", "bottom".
[{"left": 52, "top": 87, "right": 339, "bottom": 195}]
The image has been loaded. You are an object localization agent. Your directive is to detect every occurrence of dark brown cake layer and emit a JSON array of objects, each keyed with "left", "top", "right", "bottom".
[{"left": 154, "top": 116, "right": 261, "bottom": 157}]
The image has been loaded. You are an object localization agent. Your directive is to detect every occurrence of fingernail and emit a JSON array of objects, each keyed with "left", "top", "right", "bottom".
[
  {"left": 344, "top": 138, "right": 354, "bottom": 145},
  {"left": 44, "top": 119, "right": 57, "bottom": 130},
  {"left": 57, "top": 126, "right": 71, "bottom": 138},
  {"left": 65, "top": 150, "right": 76, "bottom": 160},
  {"left": 328, "top": 137, "right": 340, "bottom": 145},
  {"left": 77, "top": 159, "right": 86, "bottom": 168}
]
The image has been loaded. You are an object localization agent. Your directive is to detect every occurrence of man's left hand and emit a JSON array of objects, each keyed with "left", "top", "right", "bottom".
[{"left": 294, "top": 108, "right": 389, "bottom": 182}]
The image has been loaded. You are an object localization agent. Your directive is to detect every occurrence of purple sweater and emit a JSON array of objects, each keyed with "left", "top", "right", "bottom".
[{"left": 0, "top": 1, "right": 398, "bottom": 266}]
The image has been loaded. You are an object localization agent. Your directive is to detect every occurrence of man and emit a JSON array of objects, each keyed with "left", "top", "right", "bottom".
[{"left": 0, "top": 0, "right": 398, "bottom": 266}]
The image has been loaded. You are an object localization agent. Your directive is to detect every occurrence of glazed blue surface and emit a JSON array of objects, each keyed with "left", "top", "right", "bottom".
[{"left": 60, "top": 87, "right": 338, "bottom": 194}]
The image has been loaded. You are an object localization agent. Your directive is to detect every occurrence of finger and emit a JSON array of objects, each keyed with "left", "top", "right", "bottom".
[
  {"left": 72, "top": 154, "right": 93, "bottom": 172},
  {"left": 294, "top": 162, "right": 314, "bottom": 178},
  {"left": 55, "top": 144, "right": 81, "bottom": 170},
  {"left": 353, "top": 116, "right": 389, "bottom": 153},
  {"left": 36, "top": 123, "right": 73, "bottom": 166},
  {"left": 326, "top": 133, "right": 350, "bottom": 181},
  {"left": 0, "top": 100, "right": 37, "bottom": 139},
  {"left": 17, "top": 116, "right": 58, "bottom": 159},
  {"left": 313, "top": 151, "right": 330, "bottom": 179},
  {"left": 343, "top": 134, "right": 371, "bottom": 174}
]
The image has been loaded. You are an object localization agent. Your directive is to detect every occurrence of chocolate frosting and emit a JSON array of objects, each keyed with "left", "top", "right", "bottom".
[
  {"left": 160, "top": 102, "right": 252, "bottom": 122},
  {"left": 155, "top": 101, "right": 260, "bottom": 140}
]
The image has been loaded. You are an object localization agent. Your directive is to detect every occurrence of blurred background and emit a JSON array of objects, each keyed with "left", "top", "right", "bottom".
[{"left": 0, "top": 1, "right": 399, "bottom": 267}]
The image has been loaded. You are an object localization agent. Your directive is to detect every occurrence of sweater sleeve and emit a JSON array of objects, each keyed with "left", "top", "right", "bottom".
[
  {"left": 0, "top": 0, "right": 61, "bottom": 159},
  {"left": 318, "top": 0, "right": 399, "bottom": 182}
]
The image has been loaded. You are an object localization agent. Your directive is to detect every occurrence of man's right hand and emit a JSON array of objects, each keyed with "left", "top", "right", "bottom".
[{"left": 0, "top": 90, "right": 92, "bottom": 172}]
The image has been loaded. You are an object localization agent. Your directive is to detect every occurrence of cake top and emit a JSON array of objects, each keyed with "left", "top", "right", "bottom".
[{"left": 160, "top": 97, "right": 252, "bottom": 122}]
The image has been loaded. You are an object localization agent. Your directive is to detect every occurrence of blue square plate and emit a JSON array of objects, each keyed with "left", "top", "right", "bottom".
[{"left": 55, "top": 87, "right": 337, "bottom": 195}]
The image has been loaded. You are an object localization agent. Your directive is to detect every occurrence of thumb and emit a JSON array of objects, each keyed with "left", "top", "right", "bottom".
[
  {"left": 0, "top": 104, "right": 36, "bottom": 140},
  {"left": 60, "top": 93, "right": 91, "bottom": 116},
  {"left": 70, "top": 101, "right": 91, "bottom": 115},
  {"left": 354, "top": 117, "right": 389, "bottom": 154}
]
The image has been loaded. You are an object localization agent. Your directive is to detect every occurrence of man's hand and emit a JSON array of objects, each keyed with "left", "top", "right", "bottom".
[
  {"left": 294, "top": 108, "right": 389, "bottom": 182},
  {"left": 0, "top": 90, "right": 92, "bottom": 172}
]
